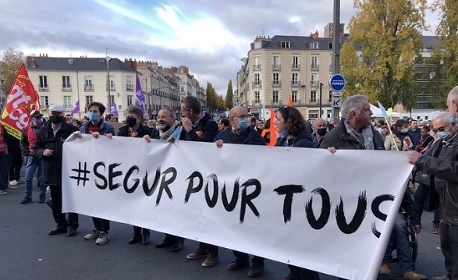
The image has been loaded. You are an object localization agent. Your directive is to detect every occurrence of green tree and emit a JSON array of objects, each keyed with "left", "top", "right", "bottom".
[
  {"left": 341, "top": 0, "right": 427, "bottom": 108},
  {"left": 225, "top": 80, "right": 233, "bottom": 109},
  {"left": 433, "top": 0, "right": 458, "bottom": 93},
  {"left": 1, "top": 48, "right": 26, "bottom": 95},
  {"left": 206, "top": 82, "right": 215, "bottom": 111}
]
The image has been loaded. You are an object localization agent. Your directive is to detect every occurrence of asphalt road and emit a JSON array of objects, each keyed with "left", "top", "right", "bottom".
[{"left": 0, "top": 182, "right": 447, "bottom": 280}]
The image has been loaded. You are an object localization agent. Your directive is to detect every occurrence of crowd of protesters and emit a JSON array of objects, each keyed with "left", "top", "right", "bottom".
[{"left": 3, "top": 87, "right": 458, "bottom": 280}]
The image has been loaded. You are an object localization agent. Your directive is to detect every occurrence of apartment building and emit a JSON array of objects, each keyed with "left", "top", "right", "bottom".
[
  {"left": 167, "top": 66, "right": 207, "bottom": 108},
  {"left": 26, "top": 55, "right": 137, "bottom": 120},
  {"left": 0, "top": 72, "right": 5, "bottom": 113},
  {"left": 237, "top": 26, "right": 443, "bottom": 121}
]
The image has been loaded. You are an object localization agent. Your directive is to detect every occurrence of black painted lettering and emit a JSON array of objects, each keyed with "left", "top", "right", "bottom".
[
  {"left": 205, "top": 174, "right": 219, "bottom": 208},
  {"left": 222, "top": 178, "right": 239, "bottom": 212},
  {"left": 371, "top": 194, "right": 395, "bottom": 238},
  {"left": 124, "top": 165, "right": 140, "bottom": 193},
  {"left": 240, "top": 179, "right": 261, "bottom": 223},
  {"left": 305, "top": 188, "right": 331, "bottom": 230},
  {"left": 184, "top": 171, "right": 203, "bottom": 203},
  {"left": 93, "top": 162, "right": 107, "bottom": 190},
  {"left": 143, "top": 166, "right": 161, "bottom": 196},
  {"left": 108, "top": 163, "right": 122, "bottom": 190},
  {"left": 156, "top": 167, "right": 177, "bottom": 205},
  {"left": 274, "top": 184, "right": 305, "bottom": 223},
  {"left": 335, "top": 191, "right": 367, "bottom": 234}
]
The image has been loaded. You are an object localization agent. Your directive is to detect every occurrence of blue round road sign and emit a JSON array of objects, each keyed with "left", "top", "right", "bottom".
[{"left": 329, "top": 74, "right": 346, "bottom": 91}]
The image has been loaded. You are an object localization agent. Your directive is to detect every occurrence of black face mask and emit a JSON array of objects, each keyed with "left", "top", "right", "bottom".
[
  {"left": 317, "top": 128, "right": 327, "bottom": 136},
  {"left": 126, "top": 117, "right": 138, "bottom": 128},
  {"left": 49, "top": 115, "right": 64, "bottom": 124}
]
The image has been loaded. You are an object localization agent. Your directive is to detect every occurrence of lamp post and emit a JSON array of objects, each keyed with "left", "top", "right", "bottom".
[
  {"left": 319, "top": 82, "right": 323, "bottom": 118},
  {"left": 106, "top": 56, "right": 112, "bottom": 112}
]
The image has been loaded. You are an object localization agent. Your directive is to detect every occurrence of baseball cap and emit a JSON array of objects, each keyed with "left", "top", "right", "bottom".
[
  {"left": 48, "top": 103, "right": 65, "bottom": 112},
  {"left": 30, "top": 110, "right": 43, "bottom": 118}
]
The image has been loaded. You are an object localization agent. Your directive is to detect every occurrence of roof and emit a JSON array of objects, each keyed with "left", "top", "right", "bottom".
[{"left": 26, "top": 56, "right": 136, "bottom": 72}]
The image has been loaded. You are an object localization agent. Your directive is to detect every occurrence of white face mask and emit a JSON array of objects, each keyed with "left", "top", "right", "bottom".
[{"left": 401, "top": 128, "right": 409, "bottom": 133}]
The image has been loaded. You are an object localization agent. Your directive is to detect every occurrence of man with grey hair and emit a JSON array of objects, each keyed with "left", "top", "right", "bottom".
[
  {"left": 319, "top": 94, "right": 384, "bottom": 150},
  {"left": 408, "top": 85, "right": 458, "bottom": 280}
]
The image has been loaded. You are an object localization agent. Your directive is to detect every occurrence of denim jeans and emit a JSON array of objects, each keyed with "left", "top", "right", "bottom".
[
  {"left": 384, "top": 212, "right": 415, "bottom": 273},
  {"left": 414, "top": 183, "right": 440, "bottom": 225},
  {"left": 0, "top": 152, "right": 8, "bottom": 190},
  {"left": 24, "top": 156, "right": 46, "bottom": 197}
]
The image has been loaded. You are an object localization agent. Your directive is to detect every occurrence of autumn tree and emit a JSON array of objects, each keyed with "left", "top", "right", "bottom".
[
  {"left": 1, "top": 48, "right": 26, "bottom": 94},
  {"left": 340, "top": 0, "right": 427, "bottom": 109},
  {"left": 206, "top": 82, "right": 215, "bottom": 111},
  {"left": 225, "top": 80, "right": 233, "bottom": 109}
]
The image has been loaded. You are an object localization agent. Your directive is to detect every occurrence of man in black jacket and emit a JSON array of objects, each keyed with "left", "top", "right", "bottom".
[
  {"left": 214, "top": 106, "right": 266, "bottom": 277},
  {"left": 34, "top": 104, "right": 79, "bottom": 237}
]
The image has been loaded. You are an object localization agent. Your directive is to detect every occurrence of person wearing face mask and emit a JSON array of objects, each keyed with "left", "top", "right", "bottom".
[
  {"left": 33, "top": 104, "right": 79, "bottom": 237},
  {"left": 214, "top": 106, "right": 266, "bottom": 277},
  {"left": 77, "top": 102, "right": 115, "bottom": 245},
  {"left": 118, "top": 105, "right": 158, "bottom": 246},
  {"left": 384, "top": 119, "right": 412, "bottom": 151},
  {"left": 19, "top": 110, "right": 46, "bottom": 204},
  {"left": 312, "top": 118, "right": 327, "bottom": 147},
  {"left": 408, "top": 87, "right": 458, "bottom": 280}
]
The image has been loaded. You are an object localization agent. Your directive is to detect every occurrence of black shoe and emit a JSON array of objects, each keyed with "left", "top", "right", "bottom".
[
  {"left": 247, "top": 262, "right": 264, "bottom": 277},
  {"left": 128, "top": 234, "right": 141, "bottom": 244},
  {"left": 39, "top": 195, "right": 46, "bottom": 204},
  {"left": 171, "top": 240, "right": 183, "bottom": 252},
  {"left": 227, "top": 257, "right": 250, "bottom": 271},
  {"left": 67, "top": 226, "right": 77, "bottom": 237},
  {"left": 48, "top": 226, "right": 67, "bottom": 235},
  {"left": 142, "top": 231, "right": 150, "bottom": 245},
  {"left": 156, "top": 237, "right": 174, "bottom": 248},
  {"left": 45, "top": 198, "right": 52, "bottom": 209},
  {"left": 20, "top": 196, "right": 32, "bottom": 204}
]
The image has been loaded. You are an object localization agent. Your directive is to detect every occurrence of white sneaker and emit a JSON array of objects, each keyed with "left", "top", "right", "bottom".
[
  {"left": 84, "top": 228, "right": 100, "bottom": 240},
  {"left": 9, "top": 180, "right": 17, "bottom": 186},
  {"left": 95, "top": 231, "right": 110, "bottom": 245},
  {"left": 0, "top": 190, "right": 7, "bottom": 195}
]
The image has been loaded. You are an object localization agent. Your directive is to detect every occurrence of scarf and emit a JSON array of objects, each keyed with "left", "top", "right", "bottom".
[
  {"left": 344, "top": 120, "right": 375, "bottom": 150},
  {"left": 159, "top": 124, "right": 177, "bottom": 140}
]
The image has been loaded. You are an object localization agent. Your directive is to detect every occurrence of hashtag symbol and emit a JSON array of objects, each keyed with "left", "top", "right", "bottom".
[{"left": 69, "top": 161, "right": 90, "bottom": 187}]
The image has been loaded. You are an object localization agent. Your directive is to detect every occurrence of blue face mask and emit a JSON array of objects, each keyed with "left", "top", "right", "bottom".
[
  {"left": 438, "top": 131, "right": 451, "bottom": 140},
  {"left": 88, "top": 112, "right": 100, "bottom": 122},
  {"left": 238, "top": 118, "right": 249, "bottom": 130},
  {"left": 280, "top": 130, "right": 287, "bottom": 138}
]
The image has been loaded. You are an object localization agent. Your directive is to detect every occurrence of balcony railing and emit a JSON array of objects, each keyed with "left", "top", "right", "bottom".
[
  {"left": 272, "top": 64, "right": 281, "bottom": 71},
  {"left": 310, "top": 81, "right": 319, "bottom": 87},
  {"left": 126, "top": 84, "right": 133, "bottom": 91},
  {"left": 252, "top": 81, "right": 261, "bottom": 88},
  {"left": 291, "top": 64, "right": 300, "bottom": 70},
  {"left": 311, "top": 64, "right": 320, "bottom": 71},
  {"left": 62, "top": 85, "right": 72, "bottom": 91},
  {"left": 37, "top": 84, "right": 49, "bottom": 91},
  {"left": 253, "top": 64, "right": 261, "bottom": 71},
  {"left": 84, "top": 85, "right": 94, "bottom": 91},
  {"left": 272, "top": 81, "right": 281, "bottom": 87},
  {"left": 106, "top": 85, "right": 116, "bottom": 91},
  {"left": 291, "top": 81, "right": 301, "bottom": 87}
]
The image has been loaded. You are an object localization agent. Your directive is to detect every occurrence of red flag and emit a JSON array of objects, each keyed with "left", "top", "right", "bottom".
[
  {"left": 268, "top": 107, "right": 276, "bottom": 146},
  {"left": 288, "top": 95, "right": 292, "bottom": 106},
  {"left": 0, "top": 64, "right": 40, "bottom": 139}
]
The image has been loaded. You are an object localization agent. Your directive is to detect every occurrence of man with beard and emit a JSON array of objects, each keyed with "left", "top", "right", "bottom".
[
  {"left": 214, "top": 106, "right": 266, "bottom": 277},
  {"left": 34, "top": 104, "right": 79, "bottom": 236},
  {"left": 154, "top": 107, "right": 185, "bottom": 252}
]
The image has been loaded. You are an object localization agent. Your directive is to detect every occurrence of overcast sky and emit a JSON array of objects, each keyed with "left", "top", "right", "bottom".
[{"left": 0, "top": 0, "right": 439, "bottom": 95}]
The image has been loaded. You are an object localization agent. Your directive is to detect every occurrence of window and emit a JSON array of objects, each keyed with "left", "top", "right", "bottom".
[
  {"left": 292, "top": 56, "right": 299, "bottom": 70},
  {"left": 308, "top": 110, "right": 319, "bottom": 119},
  {"left": 281, "top": 41, "right": 290, "bottom": 48},
  {"left": 180, "top": 85, "right": 185, "bottom": 93},
  {"left": 63, "top": 96, "right": 72, "bottom": 108},
  {"left": 292, "top": 73, "right": 299, "bottom": 85},
  {"left": 85, "top": 96, "right": 93, "bottom": 110},
  {"left": 254, "top": 91, "right": 260, "bottom": 103},
  {"left": 292, "top": 91, "right": 298, "bottom": 103},
  {"left": 127, "top": 95, "right": 133, "bottom": 106},
  {"left": 106, "top": 76, "right": 115, "bottom": 90},
  {"left": 62, "top": 76, "right": 71, "bottom": 89},
  {"left": 39, "top": 76, "right": 48, "bottom": 89},
  {"left": 40, "top": 96, "right": 49, "bottom": 109},
  {"left": 309, "top": 41, "right": 319, "bottom": 49},
  {"left": 310, "top": 91, "right": 317, "bottom": 103},
  {"left": 311, "top": 56, "right": 319, "bottom": 70},
  {"left": 273, "top": 56, "right": 280, "bottom": 70},
  {"left": 272, "top": 73, "right": 279, "bottom": 86},
  {"left": 311, "top": 74, "right": 318, "bottom": 86},
  {"left": 84, "top": 76, "right": 93, "bottom": 90},
  {"left": 110, "top": 96, "right": 114, "bottom": 106},
  {"left": 253, "top": 57, "right": 261, "bottom": 70},
  {"left": 254, "top": 74, "right": 260, "bottom": 86},
  {"left": 272, "top": 91, "right": 279, "bottom": 103},
  {"left": 126, "top": 76, "right": 133, "bottom": 91}
]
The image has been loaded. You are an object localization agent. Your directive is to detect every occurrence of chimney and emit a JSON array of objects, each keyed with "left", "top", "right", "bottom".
[
  {"left": 312, "top": 30, "right": 319, "bottom": 39},
  {"left": 31, "top": 57, "right": 36, "bottom": 68}
]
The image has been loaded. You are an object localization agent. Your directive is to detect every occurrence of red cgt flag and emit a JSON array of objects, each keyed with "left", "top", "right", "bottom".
[{"left": 0, "top": 64, "right": 40, "bottom": 139}]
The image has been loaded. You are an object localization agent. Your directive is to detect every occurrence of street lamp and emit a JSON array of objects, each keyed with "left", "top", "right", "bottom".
[{"left": 106, "top": 56, "right": 112, "bottom": 112}]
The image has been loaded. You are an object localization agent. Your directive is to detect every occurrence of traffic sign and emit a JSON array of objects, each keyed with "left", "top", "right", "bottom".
[
  {"left": 329, "top": 74, "right": 346, "bottom": 92},
  {"left": 332, "top": 91, "right": 342, "bottom": 97},
  {"left": 332, "top": 97, "right": 341, "bottom": 108}
]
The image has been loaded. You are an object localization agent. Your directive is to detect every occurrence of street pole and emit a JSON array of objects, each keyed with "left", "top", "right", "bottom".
[
  {"left": 332, "top": 0, "right": 341, "bottom": 122},
  {"left": 319, "top": 82, "right": 323, "bottom": 118},
  {"left": 106, "top": 56, "right": 111, "bottom": 114}
]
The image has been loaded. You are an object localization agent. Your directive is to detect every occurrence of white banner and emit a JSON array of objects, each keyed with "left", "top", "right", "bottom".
[{"left": 62, "top": 135, "right": 412, "bottom": 280}]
